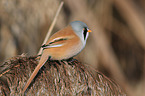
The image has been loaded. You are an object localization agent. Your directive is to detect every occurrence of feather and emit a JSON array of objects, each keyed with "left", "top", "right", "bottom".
[{"left": 41, "top": 38, "right": 68, "bottom": 48}]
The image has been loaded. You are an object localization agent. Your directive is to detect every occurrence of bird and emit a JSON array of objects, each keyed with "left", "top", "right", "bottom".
[{"left": 22, "top": 21, "right": 92, "bottom": 93}]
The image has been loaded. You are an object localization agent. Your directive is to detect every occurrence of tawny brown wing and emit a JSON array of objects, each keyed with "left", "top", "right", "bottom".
[{"left": 41, "top": 37, "right": 68, "bottom": 48}]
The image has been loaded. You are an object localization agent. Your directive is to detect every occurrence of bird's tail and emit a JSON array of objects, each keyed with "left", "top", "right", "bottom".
[{"left": 22, "top": 53, "right": 49, "bottom": 93}]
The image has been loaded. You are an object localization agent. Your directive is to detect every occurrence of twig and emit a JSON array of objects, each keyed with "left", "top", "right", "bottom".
[
  {"left": 0, "top": 65, "right": 20, "bottom": 77},
  {"left": 0, "top": 70, "right": 10, "bottom": 77},
  {"left": 37, "top": 1, "right": 64, "bottom": 55}
]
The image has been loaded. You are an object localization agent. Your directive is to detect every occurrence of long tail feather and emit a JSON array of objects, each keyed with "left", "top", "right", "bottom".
[{"left": 22, "top": 53, "right": 49, "bottom": 93}]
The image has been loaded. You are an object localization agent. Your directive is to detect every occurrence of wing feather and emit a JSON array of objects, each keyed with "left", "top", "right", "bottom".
[
  {"left": 41, "top": 25, "right": 75, "bottom": 49},
  {"left": 41, "top": 37, "right": 68, "bottom": 49}
]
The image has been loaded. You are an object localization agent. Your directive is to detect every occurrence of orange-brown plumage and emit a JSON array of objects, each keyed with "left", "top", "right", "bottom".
[
  {"left": 22, "top": 21, "right": 91, "bottom": 94},
  {"left": 44, "top": 25, "right": 83, "bottom": 60}
]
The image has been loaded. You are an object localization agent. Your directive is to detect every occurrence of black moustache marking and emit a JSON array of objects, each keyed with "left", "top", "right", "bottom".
[{"left": 83, "top": 27, "right": 87, "bottom": 40}]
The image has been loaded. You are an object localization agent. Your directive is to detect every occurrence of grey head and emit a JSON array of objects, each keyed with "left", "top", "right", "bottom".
[{"left": 70, "top": 21, "right": 91, "bottom": 46}]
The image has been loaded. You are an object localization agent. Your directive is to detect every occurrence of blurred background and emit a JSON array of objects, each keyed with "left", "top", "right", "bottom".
[{"left": 0, "top": 0, "right": 145, "bottom": 95}]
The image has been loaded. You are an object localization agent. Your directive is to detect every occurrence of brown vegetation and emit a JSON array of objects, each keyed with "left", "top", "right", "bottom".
[{"left": 0, "top": 0, "right": 145, "bottom": 95}]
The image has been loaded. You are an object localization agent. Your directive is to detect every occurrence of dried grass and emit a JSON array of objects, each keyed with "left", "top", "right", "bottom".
[{"left": 0, "top": 0, "right": 145, "bottom": 95}]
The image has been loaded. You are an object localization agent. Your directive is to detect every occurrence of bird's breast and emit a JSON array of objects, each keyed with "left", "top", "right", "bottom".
[{"left": 44, "top": 36, "right": 83, "bottom": 60}]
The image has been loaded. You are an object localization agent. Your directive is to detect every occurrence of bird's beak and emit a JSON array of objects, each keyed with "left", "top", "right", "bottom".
[{"left": 87, "top": 29, "right": 92, "bottom": 32}]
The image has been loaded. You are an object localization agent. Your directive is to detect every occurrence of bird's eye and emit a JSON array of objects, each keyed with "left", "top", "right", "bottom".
[{"left": 83, "top": 28, "right": 88, "bottom": 40}]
